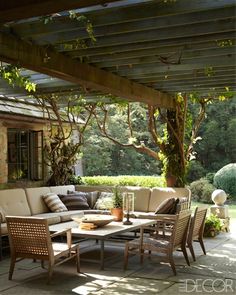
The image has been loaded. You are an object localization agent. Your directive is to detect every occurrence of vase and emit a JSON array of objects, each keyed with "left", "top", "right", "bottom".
[{"left": 111, "top": 208, "right": 123, "bottom": 222}]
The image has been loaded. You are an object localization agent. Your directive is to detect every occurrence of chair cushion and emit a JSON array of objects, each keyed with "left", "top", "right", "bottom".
[
  {"left": 155, "top": 197, "right": 176, "bottom": 214},
  {"left": 42, "top": 193, "right": 68, "bottom": 212},
  {"left": 58, "top": 193, "right": 90, "bottom": 210},
  {"left": 93, "top": 192, "right": 113, "bottom": 210}
]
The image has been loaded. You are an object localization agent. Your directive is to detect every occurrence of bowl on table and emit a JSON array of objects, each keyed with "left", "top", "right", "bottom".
[
  {"left": 71, "top": 212, "right": 84, "bottom": 224},
  {"left": 73, "top": 214, "right": 114, "bottom": 227}
]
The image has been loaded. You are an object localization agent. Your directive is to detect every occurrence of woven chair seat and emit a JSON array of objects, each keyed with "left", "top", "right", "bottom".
[{"left": 128, "top": 237, "right": 170, "bottom": 249}]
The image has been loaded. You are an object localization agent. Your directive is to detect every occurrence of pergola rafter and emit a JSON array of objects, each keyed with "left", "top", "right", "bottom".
[{"left": 0, "top": 0, "right": 235, "bottom": 104}]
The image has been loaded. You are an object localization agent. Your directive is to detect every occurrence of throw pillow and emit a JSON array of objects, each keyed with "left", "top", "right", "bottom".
[
  {"left": 42, "top": 193, "right": 68, "bottom": 212},
  {"left": 59, "top": 193, "right": 90, "bottom": 210},
  {"left": 67, "top": 190, "right": 99, "bottom": 208},
  {"left": 169, "top": 198, "right": 180, "bottom": 214},
  {"left": 0, "top": 207, "right": 6, "bottom": 223},
  {"left": 93, "top": 192, "right": 113, "bottom": 210},
  {"left": 155, "top": 197, "right": 176, "bottom": 214}
]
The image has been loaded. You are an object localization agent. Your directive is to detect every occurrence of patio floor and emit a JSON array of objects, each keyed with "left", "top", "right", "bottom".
[{"left": 0, "top": 221, "right": 235, "bottom": 295}]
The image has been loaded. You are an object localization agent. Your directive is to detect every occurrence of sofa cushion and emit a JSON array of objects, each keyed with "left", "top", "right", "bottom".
[
  {"left": 120, "top": 186, "right": 151, "bottom": 212},
  {"left": 0, "top": 189, "right": 31, "bottom": 217},
  {"left": 42, "top": 193, "right": 68, "bottom": 212},
  {"left": 58, "top": 210, "right": 84, "bottom": 222},
  {"left": 94, "top": 192, "right": 113, "bottom": 210},
  {"left": 25, "top": 187, "right": 51, "bottom": 215},
  {"left": 49, "top": 185, "right": 75, "bottom": 195},
  {"left": 75, "top": 185, "right": 151, "bottom": 212},
  {"left": 149, "top": 187, "right": 191, "bottom": 212},
  {"left": 132, "top": 211, "right": 157, "bottom": 219},
  {"left": 0, "top": 206, "right": 6, "bottom": 222},
  {"left": 155, "top": 197, "right": 176, "bottom": 214},
  {"left": 0, "top": 222, "right": 8, "bottom": 235},
  {"left": 68, "top": 190, "right": 99, "bottom": 208},
  {"left": 59, "top": 193, "right": 90, "bottom": 210},
  {"left": 32, "top": 213, "right": 61, "bottom": 225}
]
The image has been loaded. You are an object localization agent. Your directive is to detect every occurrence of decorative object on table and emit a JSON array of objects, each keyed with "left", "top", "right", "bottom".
[
  {"left": 80, "top": 222, "right": 97, "bottom": 230},
  {"left": 73, "top": 214, "right": 114, "bottom": 229},
  {"left": 110, "top": 185, "right": 123, "bottom": 221},
  {"left": 123, "top": 192, "right": 134, "bottom": 225}
]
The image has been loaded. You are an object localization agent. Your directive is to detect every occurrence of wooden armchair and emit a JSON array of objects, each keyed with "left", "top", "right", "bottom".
[
  {"left": 6, "top": 216, "right": 80, "bottom": 283},
  {"left": 187, "top": 207, "right": 207, "bottom": 261},
  {"left": 124, "top": 211, "right": 192, "bottom": 275}
]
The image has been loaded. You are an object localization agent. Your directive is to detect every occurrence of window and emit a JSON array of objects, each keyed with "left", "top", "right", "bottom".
[{"left": 7, "top": 129, "right": 43, "bottom": 181}]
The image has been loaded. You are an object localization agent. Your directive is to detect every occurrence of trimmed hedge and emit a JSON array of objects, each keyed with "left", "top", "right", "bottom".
[
  {"left": 214, "top": 163, "right": 236, "bottom": 198},
  {"left": 81, "top": 175, "right": 165, "bottom": 188},
  {"left": 190, "top": 178, "right": 216, "bottom": 203}
]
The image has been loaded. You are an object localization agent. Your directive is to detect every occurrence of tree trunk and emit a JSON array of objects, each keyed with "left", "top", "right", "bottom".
[
  {"left": 166, "top": 175, "right": 177, "bottom": 187},
  {"left": 164, "top": 109, "right": 186, "bottom": 187}
]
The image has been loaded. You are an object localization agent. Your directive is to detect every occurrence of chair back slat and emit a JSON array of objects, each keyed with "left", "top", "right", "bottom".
[
  {"left": 176, "top": 199, "right": 190, "bottom": 213},
  {"left": 190, "top": 207, "right": 207, "bottom": 239},
  {"left": 6, "top": 217, "right": 51, "bottom": 257},
  {"left": 173, "top": 211, "right": 191, "bottom": 248}
]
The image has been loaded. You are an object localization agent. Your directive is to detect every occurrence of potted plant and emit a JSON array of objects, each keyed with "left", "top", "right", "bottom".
[
  {"left": 203, "top": 214, "right": 222, "bottom": 237},
  {"left": 111, "top": 185, "right": 123, "bottom": 221}
]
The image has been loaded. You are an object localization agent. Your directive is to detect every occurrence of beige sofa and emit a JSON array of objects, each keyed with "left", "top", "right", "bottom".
[
  {"left": 76, "top": 185, "right": 191, "bottom": 218},
  {"left": 0, "top": 184, "right": 191, "bottom": 258}
]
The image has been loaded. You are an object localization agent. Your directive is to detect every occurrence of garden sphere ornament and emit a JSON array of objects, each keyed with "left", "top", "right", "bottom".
[{"left": 211, "top": 189, "right": 227, "bottom": 206}]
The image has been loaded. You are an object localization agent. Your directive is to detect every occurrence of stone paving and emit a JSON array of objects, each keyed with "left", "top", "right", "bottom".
[{"left": 0, "top": 221, "right": 236, "bottom": 295}]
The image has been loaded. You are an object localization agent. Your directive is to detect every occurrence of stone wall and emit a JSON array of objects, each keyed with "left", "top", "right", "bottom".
[{"left": 0, "top": 118, "right": 48, "bottom": 186}]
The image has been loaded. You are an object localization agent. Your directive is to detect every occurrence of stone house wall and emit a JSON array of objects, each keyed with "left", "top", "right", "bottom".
[
  {"left": 0, "top": 116, "right": 83, "bottom": 188},
  {"left": 0, "top": 117, "right": 49, "bottom": 187}
]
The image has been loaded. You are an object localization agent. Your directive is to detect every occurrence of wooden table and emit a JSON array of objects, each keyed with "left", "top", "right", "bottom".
[{"left": 49, "top": 218, "right": 156, "bottom": 270}]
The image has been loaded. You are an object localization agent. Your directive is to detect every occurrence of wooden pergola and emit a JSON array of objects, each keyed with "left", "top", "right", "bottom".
[{"left": 0, "top": 0, "right": 235, "bottom": 108}]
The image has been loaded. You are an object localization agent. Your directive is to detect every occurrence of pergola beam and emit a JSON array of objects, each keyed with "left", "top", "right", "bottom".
[
  {"left": 0, "top": 0, "right": 121, "bottom": 23},
  {"left": 0, "top": 32, "right": 174, "bottom": 108}
]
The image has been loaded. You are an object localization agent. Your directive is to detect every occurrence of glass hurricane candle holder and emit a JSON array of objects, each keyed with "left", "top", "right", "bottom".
[{"left": 123, "top": 192, "right": 134, "bottom": 225}]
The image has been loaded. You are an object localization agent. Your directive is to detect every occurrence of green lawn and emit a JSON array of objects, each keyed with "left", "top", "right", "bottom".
[{"left": 191, "top": 201, "right": 236, "bottom": 219}]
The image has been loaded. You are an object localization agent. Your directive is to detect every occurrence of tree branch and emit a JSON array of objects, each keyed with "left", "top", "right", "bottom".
[
  {"left": 92, "top": 105, "right": 160, "bottom": 160},
  {"left": 186, "top": 99, "right": 207, "bottom": 160}
]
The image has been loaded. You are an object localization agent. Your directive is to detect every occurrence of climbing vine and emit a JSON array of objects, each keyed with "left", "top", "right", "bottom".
[
  {"left": 0, "top": 64, "right": 36, "bottom": 92},
  {"left": 40, "top": 10, "right": 96, "bottom": 51}
]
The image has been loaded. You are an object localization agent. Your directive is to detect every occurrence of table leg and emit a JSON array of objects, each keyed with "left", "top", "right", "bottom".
[{"left": 100, "top": 239, "right": 104, "bottom": 270}]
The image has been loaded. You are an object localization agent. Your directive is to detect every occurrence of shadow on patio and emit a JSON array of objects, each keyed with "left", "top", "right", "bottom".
[{"left": 0, "top": 221, "right": 236, "bottom": 295}]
